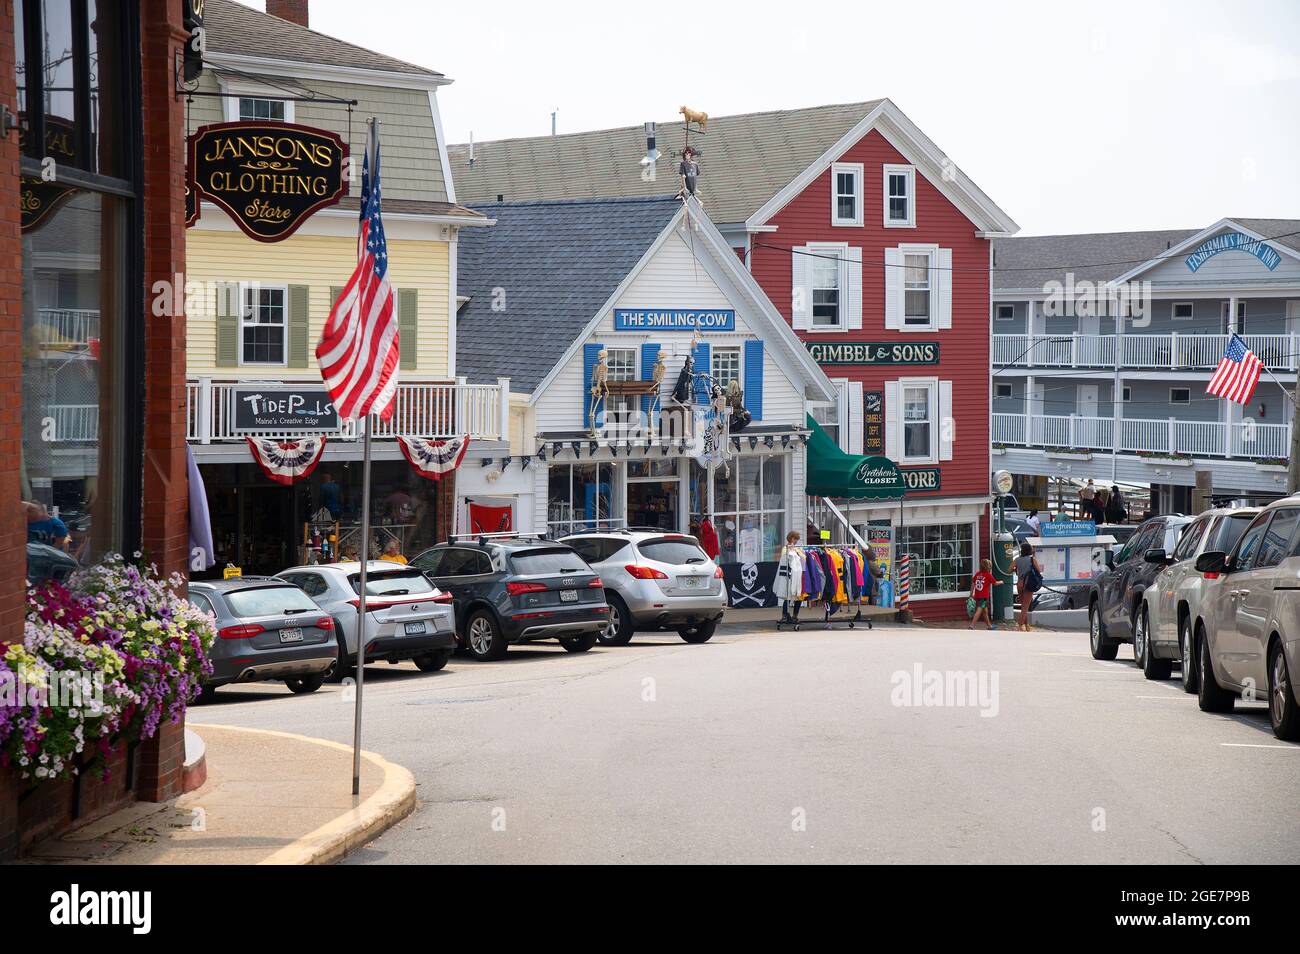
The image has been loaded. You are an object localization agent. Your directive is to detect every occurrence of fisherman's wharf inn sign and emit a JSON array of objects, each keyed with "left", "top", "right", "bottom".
[{"left": 187, "top": 121, "right": 349, "bottom": 242}]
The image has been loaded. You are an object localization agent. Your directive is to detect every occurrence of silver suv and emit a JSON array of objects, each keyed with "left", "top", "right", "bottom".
[{"left": 562, "top": 530, "right": 726, "bottom": 645}]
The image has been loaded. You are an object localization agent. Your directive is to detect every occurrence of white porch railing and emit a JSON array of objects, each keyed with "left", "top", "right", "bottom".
[
  {"left": 994, "top": 333, "right": 1298, "bottom": 371},
  {"left": 993, "top": 411, "right": 1290, "bottom": 461},
  {"left": 186, "top": 377, "right": 510, "bottom": 443},
  {"left": 49, "top": 404, "right": 99, "bottom": 442},
  {"left": 38, "top": 308, "right": 99, "bottom": 348}
]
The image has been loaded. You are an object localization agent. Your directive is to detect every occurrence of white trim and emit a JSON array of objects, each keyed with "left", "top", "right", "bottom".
[
  {"left": 218, "top": 74, "right": 295, "bottom": 124},
  {"left": 831, "top": 161, "right": 864, "bottom": 227},
  {"left": 428, "top": 89, "right": 457, "bottom": 204},
  {"left": 237, "top": 281, "right": 290, "bottom": 368},
  {"left": 447, "top": 233, "right": 458, "bottom": 377},
  {"left": 802, "top": 241, "right": 851, "bottom": 332},
  {"left": 895, "top": 243, "right": 940, "bottom": 332},
  {"left": 1109, "top": 218, "right": 1300, "bottom": 285},
  {"left": 995, "top": 303, "right": 1015, "bottom": 321},
  {"left": 895, "top": 376, "right": 940, "bottom": 465},
  {"left": 744, "top": 99, "right": 1020, "bottom": 235},
  {"left": 1171, "top": 300, "right": 1195, "bottom": 321},
  {"left": 882, "top": 163, "right": 915, "bottom": 228},
  {"left": 202, "top": 51, "right": 452, "bottom": 91}
]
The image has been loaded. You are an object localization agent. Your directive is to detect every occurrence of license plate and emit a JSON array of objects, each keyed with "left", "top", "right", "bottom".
[
  {"left": 559, "top": 589, "right": 578, "bottom": 603},
  {"left": 279, "top": 628, "right": 303, "bottom": 643},
  {"left": 680, "top": 576, "right": 702, "bottom": 588},
  {"left": 404, "top": 621, "right": 426, "bottom": 635}
]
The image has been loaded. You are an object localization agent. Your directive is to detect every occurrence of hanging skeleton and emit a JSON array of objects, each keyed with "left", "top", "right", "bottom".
[
  {"left": 671, "top": 353, "right": 695, "bottom": 405},
  {"left": 697, "top": 381, "right": 733, "bottom": 477},
  {"left": 587, "top": 348, "right": 609, "bottom": 434},
  {"left": 648, "top": 350, "right": 668, "bottom": 425}
]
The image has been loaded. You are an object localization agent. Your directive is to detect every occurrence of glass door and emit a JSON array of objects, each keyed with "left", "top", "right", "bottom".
[{"left": 626, "top": 458, "right": 678, "bottom": 531}]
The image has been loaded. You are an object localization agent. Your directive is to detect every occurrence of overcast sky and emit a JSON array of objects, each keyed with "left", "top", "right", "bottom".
[{"left": 240, "top": 0, "right": 1300, "bottom": 236}]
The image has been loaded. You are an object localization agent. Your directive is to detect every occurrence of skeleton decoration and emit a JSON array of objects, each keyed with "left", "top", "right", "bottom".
[
  {"left": 671, "top": 353, "right": 695, "bottom": 405},
  {"left": 588, "top": 348, "right": 609, "bottom": 434},
  {"left": 726, "top": 380, "right": 752, "bottom": 432},
  {"left": 698, "top": 382, "right": 733, "bottom": 477},
  {"left": 648, "top": 350, "right": 668, "bottom": 423}
]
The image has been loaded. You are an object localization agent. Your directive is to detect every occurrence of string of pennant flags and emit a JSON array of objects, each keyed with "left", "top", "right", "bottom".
[{"left": 478, "top": 433, "right": 808, "bottom": 470}]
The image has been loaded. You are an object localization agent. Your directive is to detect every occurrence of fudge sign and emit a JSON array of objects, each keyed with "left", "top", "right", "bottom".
[
  {"left": 188, "top": 121, "right": 348, "bottom": 242},
  {"left": 233, "top": 387, "right": 340, "bottom": 433}
]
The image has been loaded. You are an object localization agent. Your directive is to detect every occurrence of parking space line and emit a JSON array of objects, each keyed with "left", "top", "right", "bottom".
[{"left": 1219, "top": 742, "right": 1299, "bottom": 750}]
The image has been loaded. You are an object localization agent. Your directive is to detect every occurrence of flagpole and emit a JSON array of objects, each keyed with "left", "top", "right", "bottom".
[{"left": 1253, "top": 351, "right": 1300, "bottom": 495}]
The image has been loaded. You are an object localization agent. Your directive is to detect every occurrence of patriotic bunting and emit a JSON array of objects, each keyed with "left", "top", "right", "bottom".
[
  {"left": 398, "top": 435, "right": 470, "bottom": 481},
  {"left": 246, "top": 437, "right": 327, "bottom": 486}
]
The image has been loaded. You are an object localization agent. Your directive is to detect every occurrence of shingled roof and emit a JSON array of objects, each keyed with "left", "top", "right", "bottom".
[
  {"left": 448, "top": 102, "right": 885, "bottom": 226},
  {"left": 457, "top": 197, "right": 682, "bottom": 392},
  {"left": 205, "top": 0, "right": 443, "bottom": 77}
]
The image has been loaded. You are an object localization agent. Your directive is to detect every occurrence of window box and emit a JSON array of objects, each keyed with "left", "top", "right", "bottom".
[
  {"left": 1136, "top": 451, "right": 1193, "bottom": 466},
  {"left": 1044, "top": 447, "right": 1092, "bottom": 461}
]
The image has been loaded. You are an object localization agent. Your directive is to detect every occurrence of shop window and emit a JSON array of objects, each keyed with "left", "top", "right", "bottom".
[
  {"left": 895, "top": 523, "right": 974, "bottom": 596},
  {"left": 811, "top": 251, "right": 842, "bottom": 328},
  {"left": 903, "top": 251, "right": 932, "bottom": 327},
  {"left": 831, "top": 162, "right": 863, "bottom": 227},
  {"left": 241, "top": 284, "right": 288, "bottom": 365},
  {"left": 712, "top": 346, "right": 740, "bottom": 391},
  {"left": 605, "top": 347, "right": 637, "bottom": 426},
  {"left": 547, "top": 463, "right": 616, "bottom": 536},
  {"left": 713, "top": 454, "right": 785, "bottom": 563},
  {"left": 813, "top": 380, "right": 844, "bottom": 446},
  {"left": 239, "top": 97, "right": 286, "bottom": 122},
  {"left": 903, "top": 384, "right": 935, "bottom": 461},
  {"left": 884, "top": 164, "right": 915, "bottom": 227}
]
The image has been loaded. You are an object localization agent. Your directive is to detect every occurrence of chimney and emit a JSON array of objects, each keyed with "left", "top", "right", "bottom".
[{"left": 267, "top": 0, "right": 309, "bottom": 28}]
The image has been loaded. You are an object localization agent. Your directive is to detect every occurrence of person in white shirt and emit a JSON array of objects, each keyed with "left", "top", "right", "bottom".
[{"left": 1026, "top": 510, "right": 1042, "bottom": 535}]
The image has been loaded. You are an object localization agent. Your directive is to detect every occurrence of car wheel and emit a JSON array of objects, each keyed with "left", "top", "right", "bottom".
[
  {"left": 328, "top": 621, "right": 354, "bottom": 682},
  {"left": 597, "top": 593, "right": 634, "bottom": 646},
  {"left": 1138, "top": 607, "right": 1172, "bottom": 680},
  {"left": 466, "top": 611, "right": 508, "bottom": 661},
  {"left": 1089, "top": 602, "right": 1118, "bottom": 660},
  {"left": 1133, "top": 606, "right": 1149, "bottom": 669},
  {"left": 1178, "top": 615, "right": 1198, "bottom": 694},
  {"left": 1268, "top": 642, "right": 1300, "bottom": 742},
  {"left": 559, "top": 631, "right": 599, "bottom": 653},
  {"left": 414, "top": 649, "right": 453, "bottom": 673},
  {"left": 678, "top": 619, "right": 718, "bottom": 644},
  {"left": 1197, "top": 623, "right": 1235, "bottom": 713},
  {"left": 285, "top": 673, "right": 325, "bottom": 694}
]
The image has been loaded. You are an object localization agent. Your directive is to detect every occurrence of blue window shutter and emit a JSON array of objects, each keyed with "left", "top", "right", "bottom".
[
  {"left": 583, "top": 343, "right": 604, "bottom": 427},
  {"left": 744, "top": 339, "right": 764, "bottom": 420},
  {"left": 640, "top": 343, "right": 661, "bottom": 421},
  {"left": 692, "top": 342, "right": 710, "bottom": 404}
]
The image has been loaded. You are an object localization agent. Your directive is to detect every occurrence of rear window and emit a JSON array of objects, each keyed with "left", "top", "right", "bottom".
[
  {"left": 1210, "top": 513, "right": 1254, "bottom": 554},
  {"left": 566, "top": 537, "right": 630, "bottom": 564},
  {"left": 348, "top": 569, "right": 437, "bottom": 597},
  {"left": 225, "top": 585, "right": 321, "bottom": 619},
  {"left": 509, "top": 548, "right": 589, "bottom": 575},
  {"left": 637, "top": 538, "right": 710, "bottom": 565}
]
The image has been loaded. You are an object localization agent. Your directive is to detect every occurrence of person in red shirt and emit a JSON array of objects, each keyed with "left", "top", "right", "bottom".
[{"left": 969, "top": 558, "right": 1002, "bottom": 631}]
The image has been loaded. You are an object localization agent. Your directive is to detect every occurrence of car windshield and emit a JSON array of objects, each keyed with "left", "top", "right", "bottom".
[
  {"left": 1210, "top": 513, "right": 1255, "bottom": 553},
  {"left": 348, "top": 569, "right": 436, "bottom": 597},
  {"left": 225, "top": 585, "right": 321, "bottom": 618},
  {"left": 509, "top": 549, "right": 588, "bottom": 575},
  {"left": 637, "top": 538, "right": 710, "bottom": 565}
]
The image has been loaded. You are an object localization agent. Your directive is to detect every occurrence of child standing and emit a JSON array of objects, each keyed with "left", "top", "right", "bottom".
[{"left": 969, "top": 558, "right": 1001, "bottom": 630}]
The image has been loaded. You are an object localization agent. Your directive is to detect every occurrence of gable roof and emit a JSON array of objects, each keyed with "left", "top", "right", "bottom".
[
  {"left": 993, "top": 218, "right": 1300, "bottom": 292},
  {"left": 205, "top": 0, "right": 443, "bottom": 78},
  {"left": 456, "top": 197, "right": 682, "bottom": 392}
]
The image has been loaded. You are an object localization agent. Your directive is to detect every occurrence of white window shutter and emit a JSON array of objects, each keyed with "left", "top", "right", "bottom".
[
  {"left": 835, "top": 380, "right": 850, "bottom": 452},
  {"left": 848, "top": 380, "right": 864, "bottom": 455},
  {"left": 937, "top": 247, "right": 953, "bottom": 330},
  {"left": 792, "top": 247, "right": 813, "bottom": 330},
  {"left": 884, "top": 246, "right": 902, "bottom": 330},
  {"left": 939, "top": 379, "right": 954, "bottom": 461},
  {"left": 844, "top": 246, "right": 863, "bottom": 330},
  {"left": 884, "top": 380, "right": 901, "bottom": 461}
]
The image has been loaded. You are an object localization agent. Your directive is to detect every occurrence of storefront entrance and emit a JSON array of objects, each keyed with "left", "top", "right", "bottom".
[{"left": 626, "top": 459, "right": 678, "bottom": 530}]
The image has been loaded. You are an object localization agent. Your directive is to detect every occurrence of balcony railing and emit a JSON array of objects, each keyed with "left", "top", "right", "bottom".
[
  {"left": 992, "top": 412, "right": 1290, "bottom": 461},
  {"left": 993, "top": 333, "right": 1298, "bottom": 371},
  {"left": 186, "top": 377, "right": 509, "bottom": 443},
  {"left": 37, "top": 308, "right": 100, "bottom": 349}
]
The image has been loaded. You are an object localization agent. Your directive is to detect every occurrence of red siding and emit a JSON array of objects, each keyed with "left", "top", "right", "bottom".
[{"left": 749, "top": 128, "right": 990, "bottom": 500}]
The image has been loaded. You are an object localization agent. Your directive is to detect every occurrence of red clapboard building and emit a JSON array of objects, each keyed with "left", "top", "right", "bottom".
[{"left": 449, "top": 100, "right": 1019, "bottom": 617}]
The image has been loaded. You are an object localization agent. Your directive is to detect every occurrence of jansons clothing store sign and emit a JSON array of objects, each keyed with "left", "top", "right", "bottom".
[{"left": 188, "top": 121, "right": 349, "bottom": 242}]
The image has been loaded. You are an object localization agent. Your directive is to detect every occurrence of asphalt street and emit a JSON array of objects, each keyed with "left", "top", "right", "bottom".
[{"left": 192, "top": 621, "right": 1300, "bottom": 864}]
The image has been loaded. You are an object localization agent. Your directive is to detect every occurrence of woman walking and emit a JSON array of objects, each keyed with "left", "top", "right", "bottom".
[{"left": 1014, "top": 542, "right": 1043, "bottom": 632}]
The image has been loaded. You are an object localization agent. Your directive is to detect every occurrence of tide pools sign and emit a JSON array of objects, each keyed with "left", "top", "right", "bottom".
[
  {"left": 613, "top": 309, "right": 735, "bottom": 331},
  {"left": 1185, "top": 231, "right": 1282, "bottom": 273},
  {"left": 188, "top": 121, "right": 349, "bottom": 242}
]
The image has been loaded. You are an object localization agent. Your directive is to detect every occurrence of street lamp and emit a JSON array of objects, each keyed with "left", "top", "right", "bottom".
[{"left": 991, "top": 469, "right": 1015, "bottom": 622}]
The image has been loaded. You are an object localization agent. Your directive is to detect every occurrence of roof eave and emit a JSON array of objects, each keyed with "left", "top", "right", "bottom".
[{"left": 202, "top": 50, "right": 452, "bottom": 90}]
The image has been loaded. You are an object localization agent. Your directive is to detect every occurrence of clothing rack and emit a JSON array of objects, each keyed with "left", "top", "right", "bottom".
[{"left": 776, "top": 544, "right": 875, "bottom": 632}]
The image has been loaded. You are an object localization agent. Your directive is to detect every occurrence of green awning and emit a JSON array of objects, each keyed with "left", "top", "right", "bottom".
[{"left": 804, "top": 414, "right": 907, "bottom": 499}]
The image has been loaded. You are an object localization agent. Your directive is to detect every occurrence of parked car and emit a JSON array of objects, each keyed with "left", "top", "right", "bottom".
[
  {"left": 561, "top": 529, "right": 727, "bottom": 645},
  {"left": 276, "top": 562, "right": 457, "bottom": 676},
  {"left": 408, "top": 537, "right": 608, "bottom": 661},
  {"left": 1192, "top": 498, "right": 1300, "bottom": 741},
  {"left": 1088, "top": 514, "right": 1192, "bottom": 661},
  {"left": 188, "top": 577, "right": 339, "bottom": 699},
  {"left": 1137, "top": 507, "right": 1259, "bottom": 685}
]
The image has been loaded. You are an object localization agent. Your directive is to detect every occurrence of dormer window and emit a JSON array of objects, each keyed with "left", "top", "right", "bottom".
[
  {"left": 831, "top": 163, "right": 863, "bottom": 227},
  {"left": 884, "top": 164, "right": 915, "bottom": 228}
]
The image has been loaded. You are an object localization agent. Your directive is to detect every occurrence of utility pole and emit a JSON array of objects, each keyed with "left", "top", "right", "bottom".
[{"left": 1289, "top": 390, "right": 1300, "bottom": 495}]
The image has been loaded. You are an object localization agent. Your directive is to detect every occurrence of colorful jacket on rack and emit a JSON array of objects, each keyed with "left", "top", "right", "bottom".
[{"left": 802, "top": 550, "right": 824, "bottom": 599}]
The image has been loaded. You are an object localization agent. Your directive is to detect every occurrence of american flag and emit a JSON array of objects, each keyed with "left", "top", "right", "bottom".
[
  {"left": 1206, "top": 334, "right": 1263, "bottom": 405},
  {"left": 316, "top": 121, "right": 398, "bottom": 421}
]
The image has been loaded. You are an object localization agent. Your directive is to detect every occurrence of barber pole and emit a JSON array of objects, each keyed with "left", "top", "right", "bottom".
[{"left": 897, "top": 554, "right": 910, "bottom": 611}]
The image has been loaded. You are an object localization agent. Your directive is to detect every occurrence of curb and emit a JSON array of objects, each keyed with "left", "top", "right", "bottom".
[{"left": 189, "top": 723, "right": 416, "bottom": 866}]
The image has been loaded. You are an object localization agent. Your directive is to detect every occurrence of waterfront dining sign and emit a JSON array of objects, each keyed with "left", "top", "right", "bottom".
[{"left": 188, "top": 121, "right": 348, "bottom": 242}]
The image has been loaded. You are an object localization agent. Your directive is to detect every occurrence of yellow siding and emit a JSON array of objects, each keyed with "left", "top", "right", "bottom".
[{"left": 185, "top": 231, "right": 450, "bottom": 378}]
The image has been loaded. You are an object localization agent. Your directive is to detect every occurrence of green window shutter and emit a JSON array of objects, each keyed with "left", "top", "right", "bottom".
[
  {"left": 215, "top": 282, "right": 239, "bottom": 367},
  {"left": 330, "top": 286, "right": 344, "bottom": 307},
  {"left": 287, "top": 284, "right": 310, "bottom": 368},
  {"left": 398, "top": 288, "right": 418, "bottom": 370}
]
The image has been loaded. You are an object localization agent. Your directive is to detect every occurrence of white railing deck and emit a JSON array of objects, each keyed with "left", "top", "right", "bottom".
[
  {"left": 186, "top": 377, "right": 509, "bottom": 443},
  {"left": 992, "top": 412, "right": 1290, "bottom": 461},
  {"left": 993, "top": 333, "right": 1298, "bottom": 371}
]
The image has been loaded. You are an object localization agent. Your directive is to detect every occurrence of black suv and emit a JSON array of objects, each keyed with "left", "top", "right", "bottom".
[
  {"left": 1088, "top": 514, "right": 1192, "bottom": 660},
  {"left": 409, "top": 537, "right": 608, "bottom": 661}
]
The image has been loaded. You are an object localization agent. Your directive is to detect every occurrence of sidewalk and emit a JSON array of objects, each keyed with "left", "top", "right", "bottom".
[
  {"left": 23, "top": 724, "right": 415, "bottom": 865},
  {"left": 723, "top": 605, "right": 902, "bottom": 628}
]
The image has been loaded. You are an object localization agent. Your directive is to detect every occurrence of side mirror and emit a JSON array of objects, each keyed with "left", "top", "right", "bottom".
[
  {"left": 1143, "top": 548, "right": 1170, "bottom": 565},
  {"left": 1195, "top": 551, "right": 1228, "bottom": 575}
]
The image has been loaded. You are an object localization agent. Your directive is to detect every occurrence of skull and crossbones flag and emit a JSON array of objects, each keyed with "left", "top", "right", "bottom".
[
  {"left": 246, "top": 437, "right": 328, "bottom": 486},
  {"left": 397, "top": 434, "right": 471, "bottom": 481}
]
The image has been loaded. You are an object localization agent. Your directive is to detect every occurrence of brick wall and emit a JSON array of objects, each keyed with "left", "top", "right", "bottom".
[
  {"left": 0, "top": 0, "right": 22, "bottom": 645},
  {"left": 267, "top": 0, "right": 310, "bottom": 28}
]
